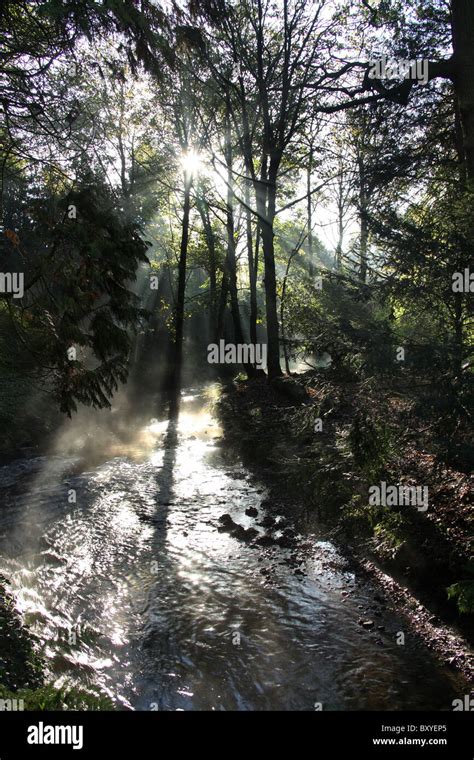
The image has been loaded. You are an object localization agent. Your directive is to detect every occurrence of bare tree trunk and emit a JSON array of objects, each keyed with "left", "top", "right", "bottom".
[
  {"left": 245, "top": 179, "right": 258, "bottom": 348},
  {"left": 335, "top": 170, "right": 344, "bottom": 269},
  {"left": 452, "top": 0, "right": 474, "bottom": 181},
  {"left": 360, "top": 207, "right": 368, "bottom": 283},
  {"left": 224, "top": 106, "right": 255, "bottom": 376},
  {"left": 196, "top": 192, "right": 218, "bottom": 337},
  {"left": 256, "top": 157, "right": 282, "bottom": 378},
  {"left": 169, "top": 172, "right": 191, "bottom": 387},
  {"left": 453, "top": 291, "right": 464, "bottom": 379},
  {"left": 307, "top": 146, "right": 314, "bottom": 277},
  {"left": 216, "top": 273, "right": 229, "bottom": 343},
  {"left": 358, "top": 155, "right": 368, "bottom": 282},
  {"left": 335, "top": 223, "right": 343, "bottom": 269},
  {"left": 452, "top": 102, "right": 469, "bottom": 379},
  {"left": 280, "top": 248, "right": 298, "bottom": 376}
]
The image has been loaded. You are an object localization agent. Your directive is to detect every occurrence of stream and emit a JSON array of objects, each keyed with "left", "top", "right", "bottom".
[{"left": 0, "top": 386, "right": 465, "bottom": 710}]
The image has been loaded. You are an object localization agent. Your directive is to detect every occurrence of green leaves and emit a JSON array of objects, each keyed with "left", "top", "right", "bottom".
[
  {"left": 1, "top": 176, "right": 150, "bottom": 416},
  {"left": 447, "top": 562, "right": 474, "bottom": 615}
]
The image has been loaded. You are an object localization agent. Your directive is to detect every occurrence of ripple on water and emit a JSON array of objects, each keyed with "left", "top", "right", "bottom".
[{"left": 0, "top": 390, "right": 467, "bottom": 710}]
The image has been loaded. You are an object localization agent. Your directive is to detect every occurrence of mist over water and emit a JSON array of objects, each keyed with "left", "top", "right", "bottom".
[{"left": 0, "top": 387, "right": 466, "bottom": 710}]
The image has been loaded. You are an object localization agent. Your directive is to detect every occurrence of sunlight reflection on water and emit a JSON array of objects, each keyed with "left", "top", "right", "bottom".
[{"left": 0, "top": 384, "right": 466, "bottom": 710}]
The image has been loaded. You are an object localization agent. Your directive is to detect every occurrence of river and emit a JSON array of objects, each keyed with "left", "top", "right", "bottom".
[{"left": 0, "top": 386, "right": 465, "bottom": 710}]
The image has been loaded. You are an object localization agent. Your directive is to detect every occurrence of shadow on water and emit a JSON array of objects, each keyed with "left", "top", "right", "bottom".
[{"left": 0, "top": 382, "right": 470, "bottom": 710}]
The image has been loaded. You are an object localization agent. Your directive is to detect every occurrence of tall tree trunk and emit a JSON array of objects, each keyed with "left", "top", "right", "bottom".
[
  {"left": 335, "top": 229, "right": 343, "bottom": 269},
  {"left": 335, "top": 166, "right": 345, "bottom": 269},
  {"left": 256, "top": 158, "right": 282, "bottom": 378},
  {"left": 216, "top": 273, "right": 229, "bottom": 343},
  {"left": 453, "top": 291, "right": 464, "bottom": 379},
  {"left": 280, "top": 248, "right": 298, "bottom": 376},
  {"left": 359, "top": 208, "right": 368, "bottom": 283},
  {"left": 196, "top": 193, "right": 218, "bottom": 338},
  {"left": 452, "top": 103, "right": 468, "bottom": 379},
  {"left": 451, "top": 0, "right": 474, "bottom": 181},
  {"left": 224, "top": 107, "right": 255, "bottom": 376},
  {"left": 169, "top": 172, "right": 191, "bottom": 387},
  {"left": 358, "top": 155, "right": 368, "bottom": 282},
  {"left": 245, "top": 179, "right": 258, "bottom": 348},
  {"left": 307, "top": 147, "right": 314, "bottom": 277}
]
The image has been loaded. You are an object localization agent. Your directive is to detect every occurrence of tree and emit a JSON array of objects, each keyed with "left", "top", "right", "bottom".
[
  {"left": 195, "top": 0, "right": 340, "bottom": 378},
  {"left": 1, "top": 176, "right": 148, "bottom": 415}
]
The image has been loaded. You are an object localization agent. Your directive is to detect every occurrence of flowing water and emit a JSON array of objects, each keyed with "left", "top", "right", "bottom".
[{"left": 0, "top": 386, "right": 465, "bottom": 710}]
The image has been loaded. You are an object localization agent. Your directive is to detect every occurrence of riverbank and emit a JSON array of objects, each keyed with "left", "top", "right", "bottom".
[
  {"left": 218, "top": 371, "right": 474, "bottom": 684},
  {"left": 0, "top": 371, "right": 61, "bottom": 462},
  {"left": 1, "top": 376, "right": 471, "bottom": 709}
]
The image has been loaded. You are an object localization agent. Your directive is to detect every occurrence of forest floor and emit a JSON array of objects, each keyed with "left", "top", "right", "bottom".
[{"left": 218, "top": 369, "right": 474, "bottom": 684}]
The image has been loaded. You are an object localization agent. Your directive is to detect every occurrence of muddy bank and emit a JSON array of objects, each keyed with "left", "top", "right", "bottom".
[{"left": 217, "top": 373, "right": 474, "bottom": 685}]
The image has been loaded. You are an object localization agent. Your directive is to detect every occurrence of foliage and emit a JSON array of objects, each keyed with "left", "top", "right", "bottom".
[
  {"left": 0, "top": 683, "right": 114, "bottom": 711},
  {"left": 448, "top": 563, "right": 474, "bottom": 615}
]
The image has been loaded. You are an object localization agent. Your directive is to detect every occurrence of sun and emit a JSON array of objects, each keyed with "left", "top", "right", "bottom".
[{"left": 180, "top": 149, "right": 204, "bottom": 177}]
